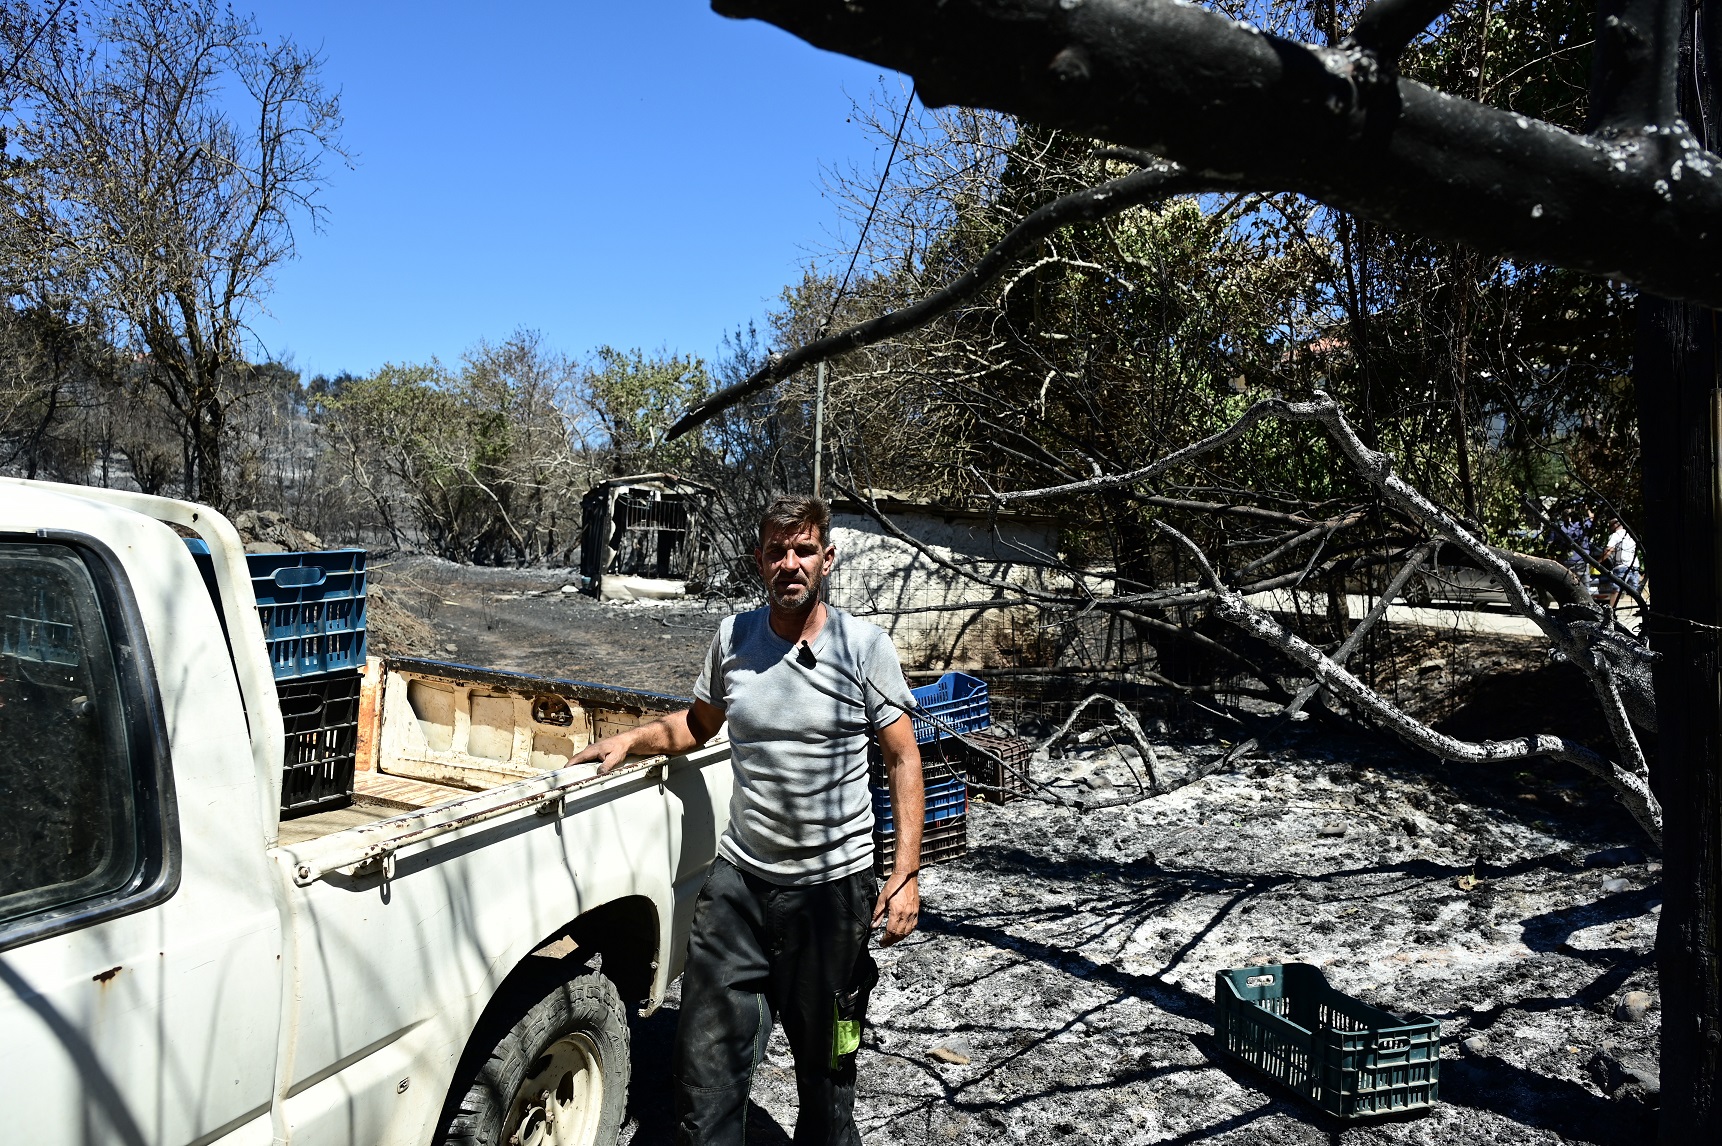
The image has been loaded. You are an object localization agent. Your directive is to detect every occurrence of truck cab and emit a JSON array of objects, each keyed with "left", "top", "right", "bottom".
[{"left": 0, "top": 478, "right": 731, "bottom": 1145}]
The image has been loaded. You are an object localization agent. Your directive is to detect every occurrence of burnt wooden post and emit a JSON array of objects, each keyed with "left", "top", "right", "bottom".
[
  {"left": 1635, "top": 3, "right": 1722, "bottom": 1135},
  {"left": 1638, "top": 297, "right": 1722, "bottom": 1134}
]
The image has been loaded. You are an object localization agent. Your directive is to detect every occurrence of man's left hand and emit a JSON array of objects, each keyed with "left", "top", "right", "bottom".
[{"left": 871, "top": 870, "right": 919, "bottom": 945}]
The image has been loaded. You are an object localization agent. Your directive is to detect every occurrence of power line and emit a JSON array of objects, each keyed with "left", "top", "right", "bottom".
[
  {"left": 814, "top": 84, "right": 916, "bottom": 496},
  {"left": 822, "top": 84, "right": 916, "bottom": 334}
]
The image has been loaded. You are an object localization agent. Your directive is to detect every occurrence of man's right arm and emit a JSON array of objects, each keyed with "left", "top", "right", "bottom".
[{"left": 569, "top": 698, "right": 726, "bottom": 773}]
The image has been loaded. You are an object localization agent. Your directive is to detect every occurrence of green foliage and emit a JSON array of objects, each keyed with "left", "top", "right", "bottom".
[
  {"left": 581, "top": 346, "right": 710, "bottom": 474},
  {"left": 318, "top": 332, "right": 589, "bottom": 564},
  {"left": 788, "top": 1, "right": 1633, "bottom": 596},
  {"left": 784, "top": 115, "right": 1346, "bottom": 580}
]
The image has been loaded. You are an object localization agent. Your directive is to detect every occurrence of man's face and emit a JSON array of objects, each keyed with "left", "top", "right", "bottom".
[{"left": 756, "top": 523, "right": 834, "bottom": 612}]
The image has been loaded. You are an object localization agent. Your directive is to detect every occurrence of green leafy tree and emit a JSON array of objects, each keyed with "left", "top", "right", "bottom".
[
  {"left": 581, "top": 346, "right": 710, "bottom": 475},
  {"left": 319, "top": 331, "right": 589, "bottom": 563}
]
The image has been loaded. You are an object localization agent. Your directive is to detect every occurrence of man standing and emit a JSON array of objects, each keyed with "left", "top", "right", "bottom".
[
  {"left": 571, "top": 494, "right": 924, "bottom": 1145},
  {"left": 1558, "top": 503, "right": 1596, "bottom": 594}
]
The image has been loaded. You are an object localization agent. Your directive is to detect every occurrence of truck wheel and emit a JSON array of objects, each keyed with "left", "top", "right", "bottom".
[{"left": 439, "top": 970, "right": 630, "bottom": 1146}]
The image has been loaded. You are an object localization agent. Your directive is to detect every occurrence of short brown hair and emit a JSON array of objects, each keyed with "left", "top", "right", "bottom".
[{"left": 758, "top": 493, "right": 831, "bottom": 547}]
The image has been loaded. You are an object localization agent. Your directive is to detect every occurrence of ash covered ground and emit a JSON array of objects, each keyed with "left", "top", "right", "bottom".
[
  {"left": 365, "top": 556, "right": 737, "bottom": 692},
  {"left": 369, "top": 560, "right": 1662, "bottom": 1143},
  {"left": 625, "top": 732, "right": 1661, "bottom": 1145}
]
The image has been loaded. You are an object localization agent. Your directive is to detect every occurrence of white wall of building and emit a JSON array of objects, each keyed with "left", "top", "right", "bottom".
[{"left": 827, "top": 509, "right": 1087, "bottom": 669}]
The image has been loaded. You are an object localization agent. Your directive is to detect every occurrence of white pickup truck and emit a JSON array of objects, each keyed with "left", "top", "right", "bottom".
[{"left": 0, "top": 478, "right": 733, "bottom": 1146}]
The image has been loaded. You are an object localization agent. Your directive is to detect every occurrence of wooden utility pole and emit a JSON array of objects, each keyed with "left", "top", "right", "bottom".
[{"left": 812, "top": 358, "right": 827, "bottom": 497}]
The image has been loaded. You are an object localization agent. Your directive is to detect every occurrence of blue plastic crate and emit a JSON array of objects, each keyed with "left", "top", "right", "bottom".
[
  {"left": 247, "top": 549, "right": 367, "bottom": 634},
  {"left": 244, "top": 549, "right": 369, "bottom": 680},
  {"left": 247, "top": 548, "right": 367, "bottom": 602},
  {"left": 871, "top": 774, "right": 967, "bottom": 835},
  {"left": 265, "top": 630, "right": 365, "bottom": 680},
  {"left": 254, "top": 595, "right": 367, "bottom": 642},
  {"left": 909, "top": 671, "right": 989, "bottom": 745}
]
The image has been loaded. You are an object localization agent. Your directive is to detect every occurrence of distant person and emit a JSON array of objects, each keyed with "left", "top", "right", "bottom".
[
  {"left": 1559, "top": 503, "right": 1596, "bottom": 594},
  {"left": 1601, "top": 517, "right": 1642, "bottom": 613}
]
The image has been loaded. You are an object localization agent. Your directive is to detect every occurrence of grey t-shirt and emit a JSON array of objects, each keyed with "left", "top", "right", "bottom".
[{"left": 694, "top": 605, "right": 916, "bottom": 885}]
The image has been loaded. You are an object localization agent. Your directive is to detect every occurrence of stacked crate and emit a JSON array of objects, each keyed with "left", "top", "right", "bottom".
[
  {"left": 248, "top": 550, "right": 369, "bottom": 817},
  {"left": 274, "top": 671, "right": 364, "bottom": 815},
  {"left": 870, "top": 672, "right": 989, "bottom": 878},
  {"left": 950, "top": 729, "right": 1033, "bottom": 804},
  {"left": 246, "top": 550, "right": 368, "bottom": 681},
  {"left": 184, "top": 541, "right": 369, "bottom": 816}
]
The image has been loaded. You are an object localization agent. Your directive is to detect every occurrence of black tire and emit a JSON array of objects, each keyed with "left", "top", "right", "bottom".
[{"left": 437, "top": 969, "right": 631, "bottom": 1146}]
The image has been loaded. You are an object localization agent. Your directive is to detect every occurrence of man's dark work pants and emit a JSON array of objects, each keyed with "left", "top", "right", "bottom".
[{"left": 673, "top": 857, "right": 877, "bottom": 1146}]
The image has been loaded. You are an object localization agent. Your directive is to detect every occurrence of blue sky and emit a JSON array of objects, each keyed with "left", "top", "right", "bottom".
[{"left": 243, "top": 2, "right": 904, "bottom": 381}]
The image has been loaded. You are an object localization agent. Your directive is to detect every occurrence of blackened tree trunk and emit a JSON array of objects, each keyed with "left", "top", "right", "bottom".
[
  {"left": 1640, "top": 5, "right": 1722, "bottom": 1136},
  {"left": 1639, "top": 301, "right": 1722, "bottom": 1139}
]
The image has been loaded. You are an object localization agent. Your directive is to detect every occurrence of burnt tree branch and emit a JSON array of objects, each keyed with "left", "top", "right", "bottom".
[
  {"left": 1212, "top": 539, "right": 1442, "bottom": 773},
  {"left": 1345, "top": 0, "right": 1457, "bottom": 61},
  {"left": 713, "top": 0, "right": 1722, "bottom": 306},
  {"left": 1590, "top": 0, "right": 1685, "bottom": 132},
  {"left": 1156, "top": 521, "right": 1665, "bottom": 842},
  {"left": 668, "top": 159, "right": 1226, "bottom": 436},
  {"left": 973, "top": 389, "right": 1660, "bottom": 824}
]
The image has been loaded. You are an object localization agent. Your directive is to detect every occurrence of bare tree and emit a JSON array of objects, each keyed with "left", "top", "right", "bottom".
[
  {"left": 1, "top": 0, "right": 343, "bottom": 510},
  {"left": 318, "top": 331, "right": 597, "bottom": 564},
  {"left": 0, "top": 303, "right": 105, "bottom": 480}
]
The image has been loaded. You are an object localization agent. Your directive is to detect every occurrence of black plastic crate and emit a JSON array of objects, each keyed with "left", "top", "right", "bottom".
[
  {"left": 873, "top": 814, "right": 967, "bottom": 879},
  {"left": 277, "top": 670, "right": 361, "bottom": 818},
  {"left": 1214, "top": 963, "right": 1439, "bottom": 1120},
  {"left": 869, "top": 733, "right": 970, "bottom": 787},
  {"left": 953, "top": 730, "right": 1032, "bottom": 804}
]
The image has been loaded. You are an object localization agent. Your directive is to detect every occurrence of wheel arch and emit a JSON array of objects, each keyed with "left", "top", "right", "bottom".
[
  {"left": 560, "top": 895, "right": 660, "bottom": 1005},
  {"left": 476, "top": 894, "right": 662, "bottom": 1021},
  {"left": 431, "top": 895, "right": 658, "bottom": 1141}
]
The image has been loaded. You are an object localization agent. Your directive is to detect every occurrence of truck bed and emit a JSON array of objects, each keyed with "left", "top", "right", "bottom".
[
  {"left": 279, "top": 656, "right": 700, "bottom": 848},
  {"left": 277, "top": 799, "right": 400, "bottom": 846}
]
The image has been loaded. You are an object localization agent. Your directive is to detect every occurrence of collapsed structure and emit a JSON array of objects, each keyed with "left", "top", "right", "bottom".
[{"left": 578, "top": 473, "right": 714, "bottom": 601}]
